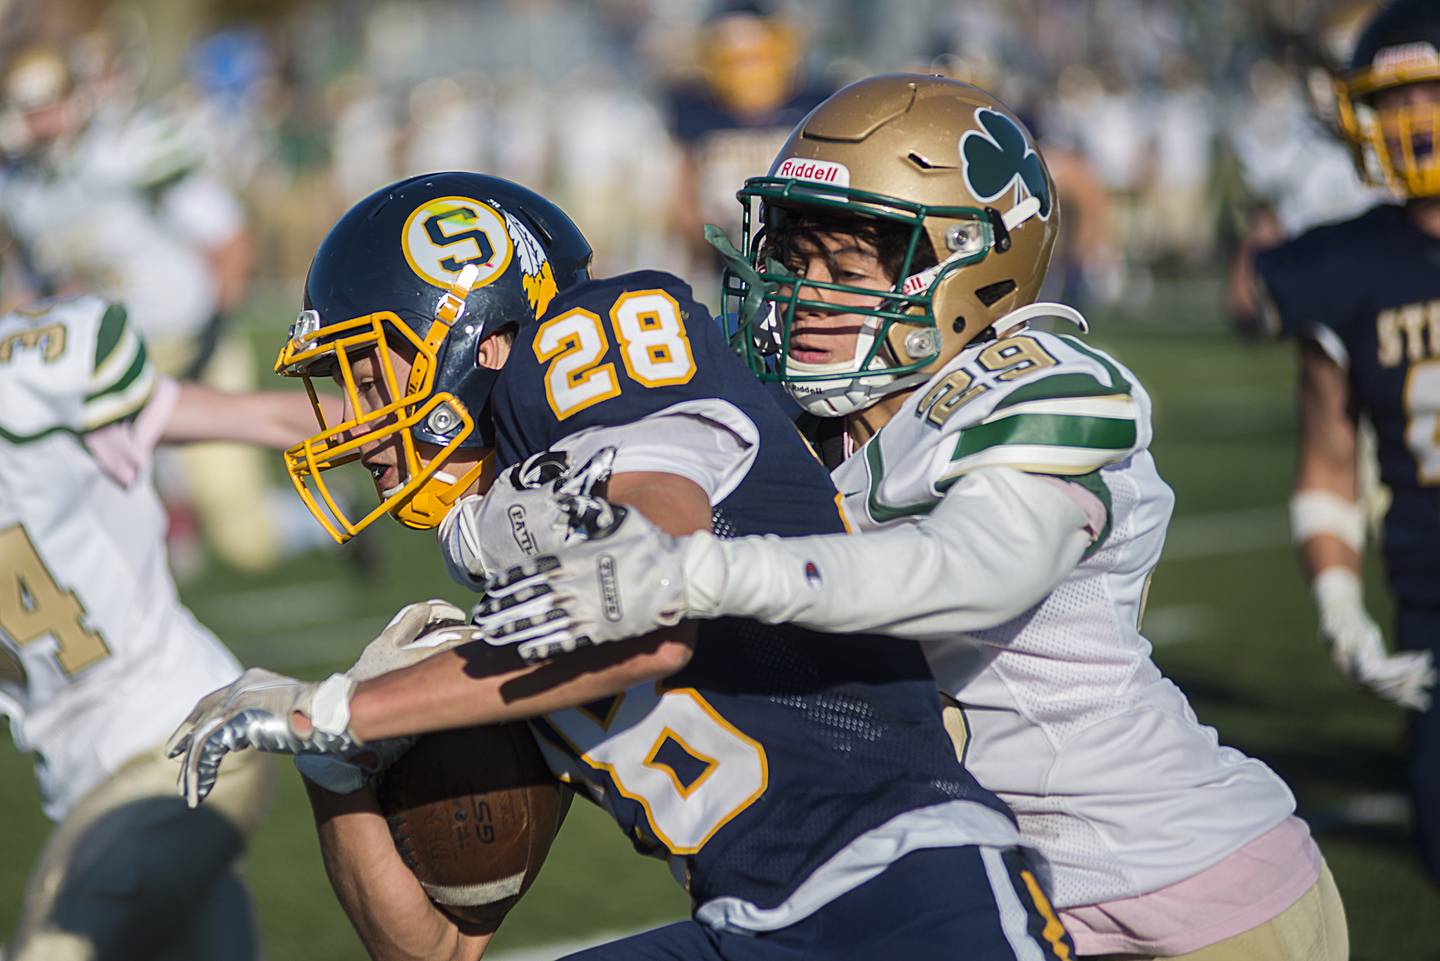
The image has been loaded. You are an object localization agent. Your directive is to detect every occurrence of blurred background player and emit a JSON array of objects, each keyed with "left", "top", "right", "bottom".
[
  {"left": 0, "top": 32, "right": 292, "bottom": 576},
  {"left": 0, "top": 287, "right": 329, "bottom": 959},
  {"left": 1225, "top": 1, "right": 1393, "bottom": 335},
  {"left": 1254, "top": 0, "right": 1440, "bottom": 882},
  {"left": 664, "top": 0, "right": 833, "bottom": 282}
]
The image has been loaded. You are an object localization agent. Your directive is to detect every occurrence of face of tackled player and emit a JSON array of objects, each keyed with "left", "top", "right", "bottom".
[
  {"left": 335, "top": 345, "right": 492, "bottom": 504},
  {"left": 298, "top": 332, "right": 511, "bottom": 542}
]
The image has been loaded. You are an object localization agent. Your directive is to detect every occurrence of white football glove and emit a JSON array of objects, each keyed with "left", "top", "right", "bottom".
[
  {"left": 473, "top": 494, "right": 691, "bottom": 662},
  {"left": 166, "top": 667, "right": 361, "bottom": 808},
  {"left": 1314, "top": 568, "right": 1436, "bottom": 711},
  {"left": 437, "top": 448, "right": 617, "bottom": 589},
  {"left": 294, "top": 599, "right": 485, "bottom": 794}
]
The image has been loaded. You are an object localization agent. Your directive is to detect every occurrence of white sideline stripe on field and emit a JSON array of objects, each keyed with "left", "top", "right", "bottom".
[
  {"left": 198, "top": 580, "right": 352, "bottom": 630},
  {"left": 488, "top": 928, "right": 653, "bottom": 961},
  {"left": 1163, "top": 506, "right": 1289, "bottom": 561},
  {"left": 1141, "top": 604, "right": 1216, "bottom": 647},
  {"left": 1303, "top": 792, "right": 1411, "bottom": 833}
]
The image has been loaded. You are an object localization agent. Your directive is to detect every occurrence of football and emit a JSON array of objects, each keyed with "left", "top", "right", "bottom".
[{"left": 378, "top": 722, "right": 568, "bottom": 932}]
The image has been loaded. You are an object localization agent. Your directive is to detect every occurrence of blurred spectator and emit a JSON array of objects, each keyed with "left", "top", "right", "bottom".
[
  {"left": 662, "top": 1, "right": 833, "bottom": 280},
  {"left": 0, "top": 36, "right": 293, "bottom": 575}
]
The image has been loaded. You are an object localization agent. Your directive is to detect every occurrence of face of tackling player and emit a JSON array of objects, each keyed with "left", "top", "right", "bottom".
[
  {"left": 274, "top": 172, "right": 592, "bottom": 544},
  {"left": 766, "top": 219, "right": 918, "bottom": 371}
]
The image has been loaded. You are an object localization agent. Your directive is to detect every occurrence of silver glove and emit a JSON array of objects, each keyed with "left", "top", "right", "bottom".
[
  {"left": 166, "top": 667, "right": 359, "bottom": 807},
  {"left": 294, "top": 598, "right": 484, "bottom": 793}
]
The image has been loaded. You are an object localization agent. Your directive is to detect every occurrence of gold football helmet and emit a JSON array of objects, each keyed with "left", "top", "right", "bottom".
[
  {"left": 1335, "top": 0, "right": 1440, "bottom": 197},
  {"left": 717, "top": 73, "right": 1062, "bottom": 417}
]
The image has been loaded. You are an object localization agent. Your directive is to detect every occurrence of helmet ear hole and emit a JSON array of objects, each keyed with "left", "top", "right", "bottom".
[
  {"left": 976, "top": 279, "right": 1017, "bottom": 307},
  {"left": 951, "top": 316, "right": 966, "bottom": 333}
]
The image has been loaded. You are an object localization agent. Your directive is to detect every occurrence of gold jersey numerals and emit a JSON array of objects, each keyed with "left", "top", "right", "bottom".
[
  {"left": 0, "top": 524, "right": 111, "bottom": 678},
  {"left": 916, "top": 334, "right": 1058, "bottom": 429}
]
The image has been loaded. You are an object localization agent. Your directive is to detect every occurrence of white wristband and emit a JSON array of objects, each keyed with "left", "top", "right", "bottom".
[
  {"left": 1290, "top": 490, "right": 1364, "bottom": 553},
  {"left": 309, "top": 673, "right": 357, "bottom": 738},
  {"left": 1313, "top": 566, "right": 1363, "bottom": 611}
]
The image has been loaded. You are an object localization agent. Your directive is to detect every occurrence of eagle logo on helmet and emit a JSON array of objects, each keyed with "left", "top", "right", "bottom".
[
  {"left": 959, "top": 108, "right": 1052, "bottom": 219},
  {"left": 504, "top": 209, "right": 561, "bottom": 319}
]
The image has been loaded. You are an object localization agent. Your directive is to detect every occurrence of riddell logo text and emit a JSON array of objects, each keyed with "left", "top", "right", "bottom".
[{"left": 776, "top": 158, "right": 851, "bottom": 187}]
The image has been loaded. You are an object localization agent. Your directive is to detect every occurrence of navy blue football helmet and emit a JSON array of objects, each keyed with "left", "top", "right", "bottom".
[{"left": 275, "top": 172, "right": 592, "bottom": 542}]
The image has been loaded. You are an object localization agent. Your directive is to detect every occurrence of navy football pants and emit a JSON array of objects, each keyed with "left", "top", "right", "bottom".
[
  {"left": 1398, "top": 603, "right": 1440, "bottom": 882},
  {"left": 562, "top": 845, "right": 1073, "bottom": 961}
]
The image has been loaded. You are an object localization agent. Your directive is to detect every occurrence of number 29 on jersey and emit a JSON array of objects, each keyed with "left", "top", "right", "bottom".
[{"left": 534, "top": 289, "right": 697, "bottom": 420}]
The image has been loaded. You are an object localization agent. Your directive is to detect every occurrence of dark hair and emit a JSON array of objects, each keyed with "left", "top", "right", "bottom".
[{"left": 760, "top": 210, "right": 938, "bottom": 287}]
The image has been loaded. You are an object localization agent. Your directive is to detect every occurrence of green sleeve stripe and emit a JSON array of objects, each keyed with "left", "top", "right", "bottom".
[
  {"left": 85, "top": 339, "right": 150, "bottom": 403},
  {"left": 864, "top": 438, "right": 940, "bottom": 523},
  {"left": 953, "top": 412, "right": 1137, "bottom": 461},
  {"left": 81, "top": 365, "right": 156, "bottom": 431},
  {"left": 93, "top": 303, "right": 130, "bottom": 368},
  {"left": 0, "top": 422, "right": 82, "bottom": 445},
  {"left": 1067, "top": 469, "right": 1114, "bottom": 558},
  {"left": 993, "top": 371, "right": 1128, "bottom": 410},
  {"left": 1057, "top": 335, "right": 1133, "bottom": 391}
]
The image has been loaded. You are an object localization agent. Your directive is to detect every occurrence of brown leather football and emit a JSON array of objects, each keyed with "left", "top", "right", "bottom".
[{"left": 378, "top": 722, "right": 567, "bottom": 932}]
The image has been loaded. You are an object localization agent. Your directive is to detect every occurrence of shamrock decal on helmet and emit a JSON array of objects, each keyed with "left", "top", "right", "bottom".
[{"left": 959, "top": 108, "right": 1052, "bottom": 218}]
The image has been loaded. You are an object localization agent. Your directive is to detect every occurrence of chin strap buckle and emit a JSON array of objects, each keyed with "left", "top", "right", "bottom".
[{"left": 435, "top": 263, "right": 482, "bottom": 325}]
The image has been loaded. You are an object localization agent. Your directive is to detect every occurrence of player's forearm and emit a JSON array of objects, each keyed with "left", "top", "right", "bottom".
[
  {"left": 303, "top": 779, "right": 491, "bottom": 961},
  {"left": 1293, "top": 338, "right": 1361, "bottom": 582},
  {"left": 347, "top": 626, "right": 694, "bottom": 742},
  {"left": 164, "top": 382, "right": 330, "bottom": 450},
  {"left": 352, "top": 468, "right": 704, "bottom": 741},
  {"left": 685, "top": 468, "right": 1092, "bottom": 641}
]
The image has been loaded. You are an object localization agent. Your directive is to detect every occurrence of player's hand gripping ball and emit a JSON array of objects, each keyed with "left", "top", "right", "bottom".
[{"left": 377, "top": 723, "right": 568, "bottom": 931}]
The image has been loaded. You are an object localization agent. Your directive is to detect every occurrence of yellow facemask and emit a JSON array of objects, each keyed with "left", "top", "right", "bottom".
[
  {"left": 1336, "top": 60, "right": 1440, "bottom": 197},
  {"left": 274, "top": 301, "right": 493, "bottom": 544}
]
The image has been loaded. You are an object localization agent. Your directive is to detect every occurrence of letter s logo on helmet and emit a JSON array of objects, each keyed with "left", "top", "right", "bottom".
[{"left": 274, "top": 172, "right": 592, "bottom": 544}]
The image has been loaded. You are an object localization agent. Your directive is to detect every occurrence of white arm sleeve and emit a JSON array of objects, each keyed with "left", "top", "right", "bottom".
[
  {"left": 555, "top": 399, "right": 758, "bottom": 504},
  {"left": 682, "top": 467, "right": 1095, "bottom": 642}
]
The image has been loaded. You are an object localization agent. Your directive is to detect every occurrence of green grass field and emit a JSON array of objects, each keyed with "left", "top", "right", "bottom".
[{"left": 3, "top": 292, "right": 1438, "bottom": 959}]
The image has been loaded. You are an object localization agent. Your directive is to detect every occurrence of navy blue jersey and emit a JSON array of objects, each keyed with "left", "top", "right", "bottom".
[
  {"left": 668, "top": 84, "right": 831, "bottom": 147},
  {"left": 1256, "top": 204, "right": 1440, "bottom": 605},
  {"left": 491, "top": 271, "right": 1014, "bottom": 920},
  {"left": 666, "top": 84, "right": 832, "bottom": 233}
]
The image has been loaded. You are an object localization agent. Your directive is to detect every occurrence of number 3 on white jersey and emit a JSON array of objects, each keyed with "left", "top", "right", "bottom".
[
  {"left": 535, "top": 288, "right": 697, "bottom": 420},
  {"left": 546, "top": 686, "right": 768, "bottom": 854}
]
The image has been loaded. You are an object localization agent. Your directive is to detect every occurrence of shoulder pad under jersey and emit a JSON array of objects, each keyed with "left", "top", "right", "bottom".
[
  {"left": 847, "top": 329, "right": 1149, "bottom": 523},
  {"left": 1253, "top": 203, "right": 1402, "bottom": 341},
  {"left": 0, "top": 297, "right": 156, "bottom": 442}
]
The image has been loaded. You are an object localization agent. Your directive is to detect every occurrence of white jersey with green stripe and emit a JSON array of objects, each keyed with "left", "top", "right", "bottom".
[
  {"left": 832, "top": 328, "right": 1296, "bottom": 909},
  {"left": 0, "top": 296, "right": 241, "bottom": 820}
]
